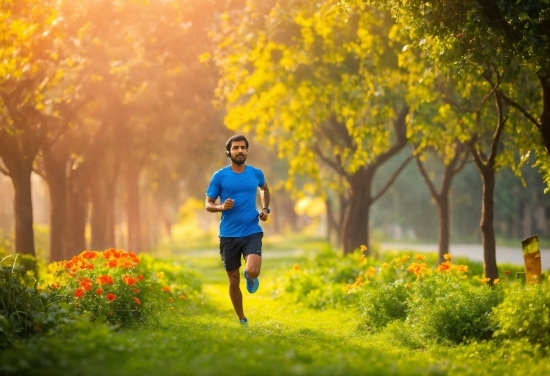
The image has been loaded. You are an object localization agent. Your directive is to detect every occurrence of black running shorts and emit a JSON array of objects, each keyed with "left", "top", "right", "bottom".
[{"left": 219, "top": 232, "right": 263, "bottom": 272}]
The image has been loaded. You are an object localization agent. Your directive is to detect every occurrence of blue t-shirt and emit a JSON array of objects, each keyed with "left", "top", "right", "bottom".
[{"left": 206, "top": 165, "right": 265, "bottom": 237}]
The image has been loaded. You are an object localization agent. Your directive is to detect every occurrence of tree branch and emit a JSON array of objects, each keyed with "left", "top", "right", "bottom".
[
  {"left": 501, "top": 93, "right": 542, "bottom": 130},
  {"left": 312, "top": 142, "right": 350, "bottom": 180},
  {"left": 415, "top": 152, "right": 440, "bottom": 204},
  {"left": 371, "top": 154, "right": 413, "bottom": 204}
]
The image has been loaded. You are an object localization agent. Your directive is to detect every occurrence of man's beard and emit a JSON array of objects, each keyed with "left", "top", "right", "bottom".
[{"left": 230, "top": 154, "right": 247, "bottom": 165}]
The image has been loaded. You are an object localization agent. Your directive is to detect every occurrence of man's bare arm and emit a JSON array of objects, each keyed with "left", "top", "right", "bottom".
[
  {"left": 205, "top": 196, "right": 234, "bottom": 213},
  {"left": 259, "top": 183, "right": 270, "bottom": 209}
]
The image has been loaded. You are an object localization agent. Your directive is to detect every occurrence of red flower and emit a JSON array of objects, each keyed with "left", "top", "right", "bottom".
[
  {"left": 505, "top": 270, "right": 510, "bottom": 276},
  {"left": 105, "top": 293, "right": 116, "bottom": 302},
  {"left": 108, "top": 260, "right": 117, "bottom": 268},
  {"left": 98, "top": 275, "right": 114, "bottom": 285},
  {"left": 162, "top": 286, "right": 170, "bottom": 292},
  {"left": 80, "top": 277, "right": 93, "bottom": 291},
  {"left": 74, "top": 288, "right": 84, "bottom": 298},
  {"left": 96, "top": 288, "right": 103, "bottom": 295},
  {"left": 133, "top": 297, "right": 141, "bottom": 305},
  {"left": 168, "top": 297, "right": 174, "bottom": 303},
  {"left": 137, "top": 274, "right": 144, "bottom": 281},
  {"left": 80, "top": 250, "right": 96, "bottom": 259},
  {"left": 122, "top": 274, "right": 137, "bottom": 286}
]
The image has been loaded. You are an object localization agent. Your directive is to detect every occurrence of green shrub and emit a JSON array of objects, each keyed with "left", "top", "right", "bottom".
[
  {"left": 357, "top": 281, "right": 409, "bottom": 330},
  {"left": 491, "top": 282, "right": 550, "bottom": 348},
  {"left": 0, "top": 255, "right": 71, "bottom": 350},
  {"left": 134, "top": 254, "right": 203, "bottom": 302},
  {"left": 275, "top": 247, "right": 361, "bottom": 309},
  {"left": 406, "top": 275, "right": 503, "bottom": 345}
]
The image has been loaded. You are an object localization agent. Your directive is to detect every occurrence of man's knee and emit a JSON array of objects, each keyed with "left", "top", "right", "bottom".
[
  {"left": 227, "top": 270, "right": 240, "bottom": 287},
  {"left": 245, "top": 255, "right": 261, "bottom": 278}
]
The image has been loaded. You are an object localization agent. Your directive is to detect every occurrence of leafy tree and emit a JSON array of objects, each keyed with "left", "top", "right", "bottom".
[
  {"left": 0, "top": 0, "right": 76, "bottom": 256},
  {"left": 210, "top": 0, "right": 412, "bottom": 254}
]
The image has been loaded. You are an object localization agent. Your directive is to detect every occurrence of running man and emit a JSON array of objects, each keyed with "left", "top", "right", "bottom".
[{"left": 205, "top": 135, "right": 270, "bottom": 325}]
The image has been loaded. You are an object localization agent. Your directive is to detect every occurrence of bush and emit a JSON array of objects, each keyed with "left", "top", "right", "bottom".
[
  {"left": 0, "top": 255, "right": 71, "bottom": 350},
  {"left": 491, "top": 281, "right": 550, "bottom": 348},
  {"left": 275, "top": 246, "right": 361, "bottom": 309},
  {"left": 357, "top": 281, "right": 409, "bottom": 330},
  {"left": 406, "top": 274, "right": 503, "bottom": 345},
  {"left": 47, "top": 249, "right": 197, "bottom": 326}
]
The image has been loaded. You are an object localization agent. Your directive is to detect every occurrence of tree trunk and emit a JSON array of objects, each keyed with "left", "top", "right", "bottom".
[
  {"left": 125, "top": 165, "right": 142, "bottom": 253},
  {"left": 480, "top": 170, "right": 498, "bottom": 280},
  {"left": 538, "top": 72, "right": 550, "bottom": 154},
  {"left": 11, "top": 167, "right": 36, "bottom": 257},
  {"left": 341, "top": 174, "right": 371, "bottom": 255},
  {"left": 42, "top": 146, "right": 68, "bottom": 262},
  {"left": 64, "top": 169, "right": 88, "bottom": 257},
  {"left": 437, "top": 196, "right": 450, "bottom": 263},
  {"left": 90, "top": 175, "right": 117, "bottom": 250}
]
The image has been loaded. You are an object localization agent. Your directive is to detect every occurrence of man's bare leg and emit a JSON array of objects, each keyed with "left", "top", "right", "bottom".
[
  {"left": 244, "top": 254, "right": 262, "bottom": 279},
  {"left": 227, "top": 269, "right": 245, "bottom": 320}
]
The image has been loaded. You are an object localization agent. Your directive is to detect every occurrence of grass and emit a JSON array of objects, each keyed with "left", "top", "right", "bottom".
[{"left": 2, "top": 242, "right": 550, "bottom": 375}]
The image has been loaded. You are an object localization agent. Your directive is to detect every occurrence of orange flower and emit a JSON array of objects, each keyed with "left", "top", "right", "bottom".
[
  {"left": 493, "top": 278, "right": 500, "bottom": 285},
  {"left": 133, "top": 297, "right": 141, "bottom": 305},
  {"left": 137, "top": 274, "right": 144, "bottom": 281},
  {"left": 360, "top": 245, "right": 367, "bottom": 252},
  {"left": 122, "top": 275, "right": 137, "bottom": 286},
  {"left": 80, "top": 277, "right": 93, "bottom": 291},
  {"left": 179, "top": 295, "right": 185, "bottom": 300},
  {"left": 364, "top": 266, "right": 377, "bottom": 278},
  {"left": 98, "top": 275, "right": 114, "bottom": 285},
  {"left": 107, "top": 260, "right": 118, "bottom": 268},
  {"left": 80, "top": 250, "right": 97, "bottom": 259},
  {"left": 401, "top": 255, "right": 410, "bottom": 263},
  {"left": 50, "top": 283, "right": 60, "bottom": 289},
  {"left": 443, "top": 253, "right": 452, "bottom": 261},
  {"left": 128, "top": 252, "right": 140, "bottom": 264},
  {"left": 74, "top": 288, "right": 84, "bottom": 298},
  {"left": 405, "top": 283, "right": 411, "bottom": 289},
  {"left": 133, "top": 288, "right": 140, "bottom": 293},
  {"left": 407, "top": 262, "right": 428, "bottom": 277},
  {"left": 414, "top": 254, "right": 425, "bottom": 261},
  {"left": 293, "top": 264, "right": 300, "bottom": 271},
  {"left": 505, "top": 270, "right": 510, "bottom": 276},
  {"left": 106, "top": 293, "right": 116, "bottom": 301},
  {"left": 479, "top": 277, "right": 491, "bottom": 284},
  {"left": 162, "top": 285, "right": 170, "bottom": 292},
  {"left": 96, "top": 288, "right": 103, "bottom": 295},
  {"left": 355, "top": 276, "right": 362, "bottom": 287},
  {"left": 456, "top": 265, "right": 469, "bottom": 273},
  {"left": 435, "top": 261, "right": 452, "bottom": 273},
  {"left": 168, "top": 297, "right": 174, "bottom": 303}
]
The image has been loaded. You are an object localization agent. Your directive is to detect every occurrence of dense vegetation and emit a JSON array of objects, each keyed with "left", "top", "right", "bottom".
[{"left": 2, "top": 237, "right": 549, "bottom": 375}]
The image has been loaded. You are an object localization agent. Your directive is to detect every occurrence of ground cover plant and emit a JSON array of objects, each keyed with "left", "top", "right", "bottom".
[{"left": 1, "top": 241, "right": 550, "bottom": 375}]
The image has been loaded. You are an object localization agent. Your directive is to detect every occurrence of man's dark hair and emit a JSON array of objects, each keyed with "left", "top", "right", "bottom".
[{"left": 225, "top": 135, "right": 249, "bottom": 152}]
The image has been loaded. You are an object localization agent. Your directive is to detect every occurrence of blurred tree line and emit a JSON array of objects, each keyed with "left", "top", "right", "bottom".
[
  {"left": 209, "top": 0, "right": 550, "bottom": 279},
  {"left": 1, "top": 0, "right": 549, "bottom": 281}
]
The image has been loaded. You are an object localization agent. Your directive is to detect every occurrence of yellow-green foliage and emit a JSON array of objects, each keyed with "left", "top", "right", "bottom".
[{"left": 492, "top": 280, "right": 550, "bottom": 348}]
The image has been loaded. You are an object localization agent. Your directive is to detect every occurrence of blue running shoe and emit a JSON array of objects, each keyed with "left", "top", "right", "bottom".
[
  {"left": 243, "top": 270, "right": 259, "bottom": 293},
  {"left": 239, "top": 318, "right": 248, "bottom": 326}
]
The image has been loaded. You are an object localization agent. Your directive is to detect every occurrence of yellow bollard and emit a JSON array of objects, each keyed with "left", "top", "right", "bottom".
[{"left": 522, "top": 234, "right": 541, "bottom": 284}]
